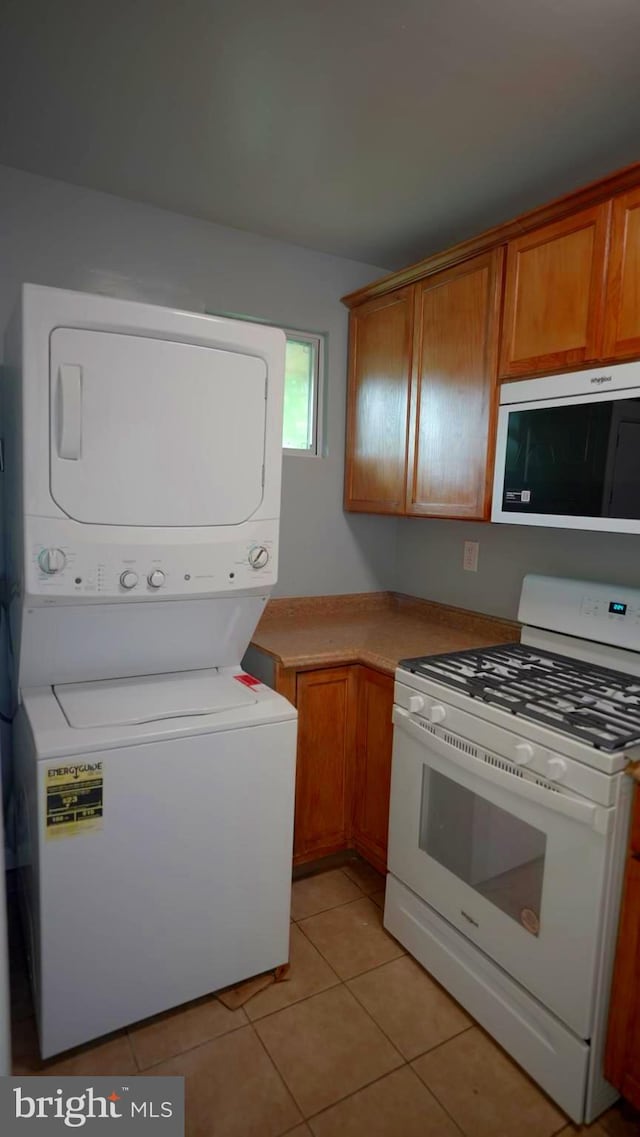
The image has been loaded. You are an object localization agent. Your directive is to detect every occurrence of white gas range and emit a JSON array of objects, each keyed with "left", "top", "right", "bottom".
[{"left": 384, "top": 574, "right": 640, "bottom": 1125}]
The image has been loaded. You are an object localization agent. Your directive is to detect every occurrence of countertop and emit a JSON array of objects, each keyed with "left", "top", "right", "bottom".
[{"left": 250, "top": 592, "right": 520, "bottom": 676}]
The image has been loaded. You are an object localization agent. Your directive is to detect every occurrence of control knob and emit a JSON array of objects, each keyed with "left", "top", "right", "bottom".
[
  {"left": 248, "top": 545, "right": 270, "bottom": 570},
  {"left": 120, "top": 571, "right": 139, "bottom": 590},
  {"left": 38, "top": 548, "right": 66, "bottom": 575},
  {"left": 429, "top": 704, "right": 446, "bottom": 725},
  {"left": 546, "top": 757, "right": 567, "bottom": 782},
  {"left": 408, "top": 694, "right": 425, "bottom": 714},
  {"left": 513, "top": 742, "right": 534, "bottom": 766},
  {"left": 148, "top": 569, "right": 165, "bottom": 589}
]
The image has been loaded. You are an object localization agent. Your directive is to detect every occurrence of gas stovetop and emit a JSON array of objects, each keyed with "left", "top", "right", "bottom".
[{"left": 399, "top": 642, "right": 640, "bottom": 752}]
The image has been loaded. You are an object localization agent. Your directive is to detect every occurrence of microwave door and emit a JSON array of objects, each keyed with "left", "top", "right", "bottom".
[
  {"left": 601, "top": 402, "right": 640, "bottom": 517},
  {"left": 494, "top": 391, "right": 640, "bottom": 529},
  {"left": 503, "top": 401, "right": 611, "bottom": 516}
]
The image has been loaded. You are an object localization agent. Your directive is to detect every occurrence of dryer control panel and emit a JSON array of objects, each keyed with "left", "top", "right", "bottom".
[{"left": 25, "top": 519, "right": 277, "bottom": 600}]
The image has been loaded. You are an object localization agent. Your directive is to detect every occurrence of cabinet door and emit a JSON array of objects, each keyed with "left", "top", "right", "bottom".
[
  {"left": 344, "top": 288, "right": 413, "bottom": 514},
  {"left": 605, "top": 845, "right": 640, "bottom": 1107},
  {"left": 407, "top": 249, "right": 503, "bottom": 519},
  {"left": 352, "top": 667, "right": 394, "bottom": 872},
  {"left": 499, "top": 203, "right": 610, "bottom": 379},
  {"left": 293, "top": 667, "right": 356, "bottom": 865},
  {"left": 603, "top": 187, "right": 640, "bottom": 360}
]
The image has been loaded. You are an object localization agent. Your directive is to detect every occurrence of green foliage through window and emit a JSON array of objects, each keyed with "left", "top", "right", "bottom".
[{"left": 283, "top": 335, "right": 319, "bottom": 451}]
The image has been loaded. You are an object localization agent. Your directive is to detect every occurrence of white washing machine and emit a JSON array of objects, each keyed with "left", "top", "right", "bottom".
[
  {"left": 3, "top": 285, "right": 296, "bottom": 1058},
  {"left": 14, "top": 668, "right": 296, "bottom": 1057}
]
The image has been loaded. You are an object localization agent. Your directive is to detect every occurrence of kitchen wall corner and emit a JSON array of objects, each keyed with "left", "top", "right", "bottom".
[{"left": 394, "top": 516, "right": 640, "bottom": 621}]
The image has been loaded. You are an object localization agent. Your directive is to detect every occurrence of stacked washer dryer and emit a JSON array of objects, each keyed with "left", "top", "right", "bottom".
[{"left": 3, "top": 284, "right": 297, "bottom": 1058}]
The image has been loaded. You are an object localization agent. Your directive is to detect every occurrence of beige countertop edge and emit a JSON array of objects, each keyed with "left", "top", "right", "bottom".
[{"left": 250, "top": 592, "right": 521, "bottom": 677}]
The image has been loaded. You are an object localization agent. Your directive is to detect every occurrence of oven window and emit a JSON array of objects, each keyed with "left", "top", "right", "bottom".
[
  {"left": 502, "top": 396, "right": 640, "bottom": 518},
  {"left": 419, "top": 768, "right": 546, "bottom": 936}
]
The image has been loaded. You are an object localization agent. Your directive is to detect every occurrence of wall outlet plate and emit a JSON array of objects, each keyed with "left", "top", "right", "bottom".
[{"left": 463, "top": 541, "right": 479, "bottom": 572}]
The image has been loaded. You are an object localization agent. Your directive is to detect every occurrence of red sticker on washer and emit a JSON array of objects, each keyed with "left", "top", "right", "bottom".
[{"left": 234, "top": 673, "right": 261, "bottom": 688}]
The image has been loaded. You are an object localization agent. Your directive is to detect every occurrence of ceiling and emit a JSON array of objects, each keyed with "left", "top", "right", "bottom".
[{"left": 2, "top": 0, "right": 640, "bottom": 269}]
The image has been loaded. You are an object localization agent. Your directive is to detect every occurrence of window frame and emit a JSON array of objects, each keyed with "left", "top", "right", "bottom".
[{"left": 282, "top": 328, "right": 324, "bottom": 457}]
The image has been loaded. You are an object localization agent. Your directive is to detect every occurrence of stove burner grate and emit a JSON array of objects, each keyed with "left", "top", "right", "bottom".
[{"left": 399, "top": 643, "right": 640, "bottom": 752}]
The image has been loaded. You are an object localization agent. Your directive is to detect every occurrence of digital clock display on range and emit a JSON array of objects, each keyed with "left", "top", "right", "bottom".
[{"left": 608, "top": 601, "right": 627, "bottom": 615}]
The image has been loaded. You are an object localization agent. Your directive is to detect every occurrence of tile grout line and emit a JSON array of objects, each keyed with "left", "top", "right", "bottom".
[
  {"left": 124, "top": 1030, "right": 142, "bottom": 1073},
  {"left": 344, "top": 975, "right": 470, "bottom": 1136},
  {"left": 409, "top": 1059, "right": 478, "bottom": 1137},
  {"left": 288, "top": 920, "right": 343, "bottom": 984},
  {"left": 251, "top": 979, "right": 412, "bottom": 1125},
  {"left": 411, "top": 1034, "right": 568, "bottom": 1137},
  {"left": 126, "top": 1014, "right": 250, "bottom": 1074},
  {"left": 293, "top": 898, "right": 405, "bottom": 981},
  {"left": 346, "top": 972, "right": 475, "bottom": 1063},
  {"left": 338, "top": 865, "right": 386, "bottom": 895},
  {"left": 290, "top": 889, "right": 367, "bottom": 924},
  {"left": 247, "top": 1018, "right": 308, "bottom": 1129}
]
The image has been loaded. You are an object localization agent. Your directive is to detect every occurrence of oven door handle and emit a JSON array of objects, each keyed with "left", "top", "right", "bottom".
[{"left": 394, "top": 708, "right": 611, "bottom": 836}]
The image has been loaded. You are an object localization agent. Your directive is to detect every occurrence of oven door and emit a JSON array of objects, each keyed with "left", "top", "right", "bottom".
[
  {"left": 387, "top": 707, "right": 614, "bottom": 1038},
  {"left": 491, "top": 379, "right": 640, "bottom": 533}
]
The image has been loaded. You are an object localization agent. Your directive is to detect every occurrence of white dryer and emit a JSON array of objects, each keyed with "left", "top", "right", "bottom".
[
  {"left": 3, "top": 285, "right": 297, "bottom": 1058},
  {"left": 3, "top": 285, "right": 287, "bottom": 694}
]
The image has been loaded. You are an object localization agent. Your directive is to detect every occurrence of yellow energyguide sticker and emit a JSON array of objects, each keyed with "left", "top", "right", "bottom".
[{"left": 45, "top": 761, "right": 104, "bottom": 839}]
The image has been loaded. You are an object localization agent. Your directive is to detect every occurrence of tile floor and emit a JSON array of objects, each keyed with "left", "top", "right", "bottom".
[{"left": 7, "top": 860, "right": 640, "bottom": 1137}]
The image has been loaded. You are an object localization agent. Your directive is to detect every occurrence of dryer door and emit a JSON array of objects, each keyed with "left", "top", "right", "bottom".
[{"left": 49, "top": 328, "right": 267, "bottom": 526}]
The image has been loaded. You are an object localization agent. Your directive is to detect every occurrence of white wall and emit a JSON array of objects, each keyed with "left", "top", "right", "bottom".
[
  {"left": 5, "top": 163, "right": 636, "bottom": 622},
  {"left": 395, "top": 516, "right": 640, "bottom": 620},
  {"left": 0, "top": 163, "right": 397, "bottom": 597}
]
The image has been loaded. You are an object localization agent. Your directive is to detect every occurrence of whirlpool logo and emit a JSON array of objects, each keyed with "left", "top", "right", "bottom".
[
  {"left": 589, "top": 374, "right": 613, "bottom": 384},
  {"left": 1, "top": 1078, "right": 184, "bottom": 1135}
]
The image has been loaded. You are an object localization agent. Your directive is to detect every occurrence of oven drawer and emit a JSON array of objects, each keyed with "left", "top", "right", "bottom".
[{"left": 384, "top": 874, "right": 590, "bottom": 1123}]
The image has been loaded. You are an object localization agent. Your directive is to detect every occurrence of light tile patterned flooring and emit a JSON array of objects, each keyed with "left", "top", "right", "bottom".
[{"left": 8, "top": 860, "right": 640, "bottom": 1137}]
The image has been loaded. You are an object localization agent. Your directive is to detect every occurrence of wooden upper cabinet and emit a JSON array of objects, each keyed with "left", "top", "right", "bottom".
[
  {"left": 344, "top": 288, "right": 413, "bottom": 513},
  {"left": 406, "top": 248, "right": 503, "bottom": 519},
  {"left": 499, "top": 203, "right": 611, "bottom": 379},
  {"left": 603, "top": 187, "right": 640, "bottom": 360}
]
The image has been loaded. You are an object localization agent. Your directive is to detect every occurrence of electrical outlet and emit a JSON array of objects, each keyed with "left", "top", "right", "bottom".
[{"left": 463, "top": 540, "right": 479, "bottom": 572}]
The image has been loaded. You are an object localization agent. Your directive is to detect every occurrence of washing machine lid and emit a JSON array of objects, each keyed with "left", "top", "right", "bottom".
[{"left": 53, "top": 669, "right": 257, "bottom": 728}]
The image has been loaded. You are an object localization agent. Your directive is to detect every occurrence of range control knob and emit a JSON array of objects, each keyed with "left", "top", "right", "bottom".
[
  {"left": 248, "top": 545, "right": 270, "bottom": 570},
  {"left": 38, "top": 547, "right": 67, "bottom": 575},
  {"left": 429, "top": 704, "right": 446, "bottom": 725},
  {"left": 546, "top": 757, "right": 567, "bottom": 782},
  {"left": 514, "top": 742, "right": 535, "bottom": 766},
  {"left": 120, "top": 570, "right": 139, "bottom": 590},
  {"left": 148, "top": 569, "right": 165, "bottom": 589},
  {"left": 408, "top": 694, "right": 425, "bottom": 714}
]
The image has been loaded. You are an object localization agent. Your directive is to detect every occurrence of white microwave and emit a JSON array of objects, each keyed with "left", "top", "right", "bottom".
[{"left": 492, "top": 361, "right": 640, "bottom": 533}]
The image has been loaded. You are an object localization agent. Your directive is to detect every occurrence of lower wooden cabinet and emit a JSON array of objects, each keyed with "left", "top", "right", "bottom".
[
  {"left": 286, "top": 664, "right": 394, "bottom": 871},
  {"left": 605, "top": 788, "right": 640, "bottom": 1108},
  {"left": 352, "top": 666, "right": 395, "bottom": 871},
  {"left": 293, "top": 667, "right": 357, "bottom": 863}
]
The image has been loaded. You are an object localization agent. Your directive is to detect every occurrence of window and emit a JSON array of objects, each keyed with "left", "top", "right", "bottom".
[
  {"left": 207, "top": 311, "right": 323, "bottom": 455},
  {"left": 282, "top": 331, "right": 323, "bottom": 455}
]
